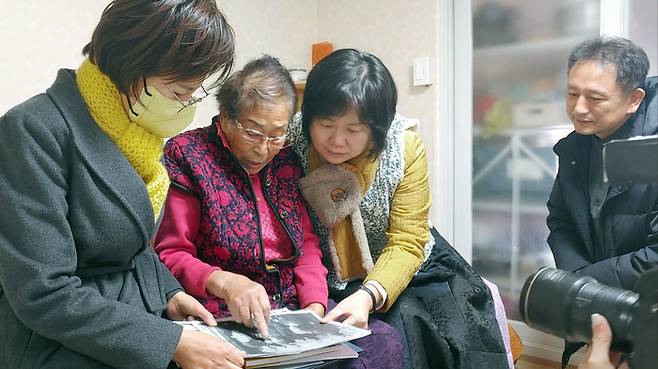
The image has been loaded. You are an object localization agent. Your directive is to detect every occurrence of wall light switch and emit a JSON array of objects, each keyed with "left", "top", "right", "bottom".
[{"left": 413, "top": 56, "right": 432, "bottom": 86}]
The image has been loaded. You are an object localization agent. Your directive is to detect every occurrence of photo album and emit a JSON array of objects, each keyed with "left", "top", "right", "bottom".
[{"left": 175, "top": 309, "right": 370, "bottom": 368}]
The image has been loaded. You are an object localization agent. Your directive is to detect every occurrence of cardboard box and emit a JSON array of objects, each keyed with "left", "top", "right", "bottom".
[{"left": 512, "top": 101, "right": 567, "bottom": 127}]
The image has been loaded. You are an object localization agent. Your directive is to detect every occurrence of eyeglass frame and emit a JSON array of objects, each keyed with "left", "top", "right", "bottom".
[
  {"left": 232, "top": 118, "right": 291, "bottom": 149},
  {"left": 165, "top": 84, "right": 211, "bottom": 113}
]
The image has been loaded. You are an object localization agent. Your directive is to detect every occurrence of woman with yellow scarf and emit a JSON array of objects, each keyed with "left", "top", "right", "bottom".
[
  {"left": 291, "top": 49, "right": 509, "bottom": 369},
  {"left": 0, "top": 1, "right": 242, "bottom": 368}
]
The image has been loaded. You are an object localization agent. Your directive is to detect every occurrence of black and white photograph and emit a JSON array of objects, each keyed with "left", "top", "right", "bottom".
[{"left": 181, "top": 309, "right": 370, "bottom": 358}]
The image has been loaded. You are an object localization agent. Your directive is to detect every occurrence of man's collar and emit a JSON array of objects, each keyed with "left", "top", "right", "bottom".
[{"left": 601, "top": 117, "right": 635, "bottom": 143}]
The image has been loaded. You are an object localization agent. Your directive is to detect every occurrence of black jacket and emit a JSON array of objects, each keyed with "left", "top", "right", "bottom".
[
  {"left": 332, "top": 228, "right": 509, "bottom": 369},
  {"left": 547, "top": 76, "right": 658, "bottom": 290},
  {"left": 387, "top": 229, "right": 508, "bottom": 369}
]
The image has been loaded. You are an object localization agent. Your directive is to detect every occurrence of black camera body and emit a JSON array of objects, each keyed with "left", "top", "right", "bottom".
[{"left": 519, "top": 267, "right": 657, "bottom": 369}]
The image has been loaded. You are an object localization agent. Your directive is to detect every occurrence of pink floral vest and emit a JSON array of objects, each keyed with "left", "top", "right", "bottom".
[{"left": 164, "top": 122, "right": 305, "bottom": 316}]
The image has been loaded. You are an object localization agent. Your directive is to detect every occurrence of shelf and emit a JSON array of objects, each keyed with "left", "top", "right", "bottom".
[
  {"left": 473, "top": 124, "right": 573, "bottom": 137},
  {"left": 473, "top": 36, "right": 585, "bottom": 84},
  {"left": 474, "top": 36, "right": 586, "bottom": 59},
  {"left": 473, "top": 200, "right": 548, "bottom": 215},
  {"left": 294, "top": 81, "right": 305, "bottom": 112}
]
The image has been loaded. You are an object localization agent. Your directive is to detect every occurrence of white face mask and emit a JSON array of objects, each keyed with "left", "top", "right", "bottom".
[{"left": 128, "top": 85, "right": 196, "bottom": 138}]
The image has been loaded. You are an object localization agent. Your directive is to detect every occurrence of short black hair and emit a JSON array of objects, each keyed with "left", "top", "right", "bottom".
[
  {"left": 567, "top": 36, "right": 649, "bottom": 94},
  {"left": 83, "top": 0, "right": 235, "bottom": 98},
  {"left": 301, "top": 49, "right": 397, "bottom": 157},
  {"left": 216, "top": 55, "right": 296, "bottom": 120}
]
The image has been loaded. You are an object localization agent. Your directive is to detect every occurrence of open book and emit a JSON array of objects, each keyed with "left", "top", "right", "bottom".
[{"left": 175, "top": 309, "right": 370, "bottom": 368}]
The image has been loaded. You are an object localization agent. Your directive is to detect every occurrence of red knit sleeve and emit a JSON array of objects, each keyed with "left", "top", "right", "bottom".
[
  {"left": 154, "top": 187, "right": 219, "bottom": 299},
  {"left": 293, "top": 205, "right": 329, "bottom": 311}
]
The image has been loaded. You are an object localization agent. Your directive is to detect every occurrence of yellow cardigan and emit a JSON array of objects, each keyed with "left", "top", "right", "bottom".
[{"left": 362, "top": 130, "right": 430, "bottom": 311}]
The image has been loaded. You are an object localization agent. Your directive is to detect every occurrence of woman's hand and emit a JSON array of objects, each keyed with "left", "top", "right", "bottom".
[
  {"left": 167, "top": 291, "right": 217, "bottom": 326},
  {"left": 320, "top": 289, "right": 373, "bottom": 328},
  {"left": 173, "top": 330, "right": 244, "bottom": 369},
  {"left": 206, "top": 270, "right": 271, "bottom": 338},
  {"left": 303, "top": 303, "right": 326, "bottom": 318}
]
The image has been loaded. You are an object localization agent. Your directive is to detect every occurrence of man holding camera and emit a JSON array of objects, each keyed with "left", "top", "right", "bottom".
[
  {"left": 547, "top": 36, "right": 657, "bottom": 290},
  {"left": 546, "top": 36, "right": 657, "bottom": 367}
]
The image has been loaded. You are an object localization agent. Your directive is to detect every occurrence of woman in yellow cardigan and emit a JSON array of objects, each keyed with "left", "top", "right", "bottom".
[{"left": 291, "top": 49, "right": 509, "bottom": 369}]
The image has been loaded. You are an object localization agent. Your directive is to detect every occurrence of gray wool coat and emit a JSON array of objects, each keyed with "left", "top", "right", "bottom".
[{"left": 0, "top": 69, "right": 184, "bottom": 369}]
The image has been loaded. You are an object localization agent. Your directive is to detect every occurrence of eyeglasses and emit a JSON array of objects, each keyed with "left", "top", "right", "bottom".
[
  {"left": 165, "top": 84, "right": 211, "bottom": 113},
  {"left": 233, "top": 119, "right": 291, "bottom": 149}
]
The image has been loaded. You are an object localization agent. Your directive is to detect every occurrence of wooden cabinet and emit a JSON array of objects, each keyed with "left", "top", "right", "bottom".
[{"left": 294, "top": 81, "right": 305, "bottom": 112}]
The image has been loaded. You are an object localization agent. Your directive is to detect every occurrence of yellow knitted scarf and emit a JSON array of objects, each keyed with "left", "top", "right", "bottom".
[
  {"left": 308, "top": 146, "right": 378, "bottom": 280},
  {"left": 76, "top": 59, "right": 169, "bottom": 221}
]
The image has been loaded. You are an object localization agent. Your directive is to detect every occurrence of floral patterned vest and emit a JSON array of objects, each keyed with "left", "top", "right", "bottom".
[{"left": 164, "top": 122, "right": 306, "bottom": 316}]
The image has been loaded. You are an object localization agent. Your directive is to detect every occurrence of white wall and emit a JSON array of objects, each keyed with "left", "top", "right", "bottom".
[
  {"left": 192, "top": 0, "right": 318, "bottom": 128},
  {"left": 0, "top": 0, "right": 446, "bottom": 232},
  {"left": 0, "top": 0, "right": 318, "bottom": 125},
  {"left": 315, "top": 0, "right": 444, "bottom": 229},
  {"left": 0, "top": 0, "right": 108, "bottom": 115}
]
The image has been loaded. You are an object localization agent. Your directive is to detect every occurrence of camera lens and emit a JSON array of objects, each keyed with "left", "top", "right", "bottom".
[{"left": 520, "top": 267, "right": 639, "bottom": 347}]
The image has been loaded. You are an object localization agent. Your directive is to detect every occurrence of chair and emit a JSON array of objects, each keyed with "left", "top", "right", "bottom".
[{"left": 483, "top": 279, "right": 525, "bottom": 368}]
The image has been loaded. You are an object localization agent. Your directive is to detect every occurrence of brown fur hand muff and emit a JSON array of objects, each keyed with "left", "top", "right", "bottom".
[
  {"left": 299, "top": 164, "right": 374, "bottom": 281},
  {"left": 298, "top": 164, "right": 362, "bottom": 229}
]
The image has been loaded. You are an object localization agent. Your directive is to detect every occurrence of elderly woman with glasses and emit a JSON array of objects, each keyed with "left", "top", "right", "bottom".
[
  {"left": 154, "top": 55, "right": 403, "bottom": 369},
  {"left": 154, "top": 55, "right": 322, "bottom": 333}
]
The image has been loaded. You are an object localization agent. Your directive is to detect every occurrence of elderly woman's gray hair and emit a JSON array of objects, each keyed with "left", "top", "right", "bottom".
[{"left": 216, "top": 55, "right": 297, "bottom": 120}]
